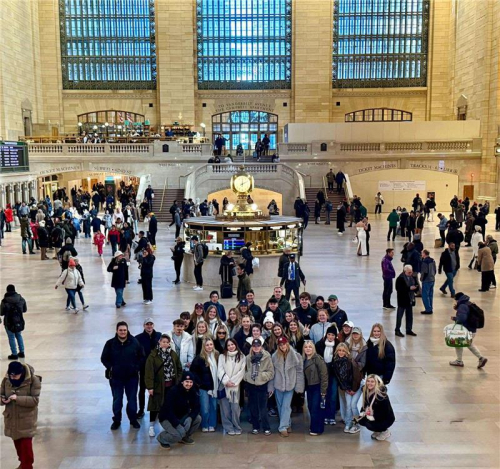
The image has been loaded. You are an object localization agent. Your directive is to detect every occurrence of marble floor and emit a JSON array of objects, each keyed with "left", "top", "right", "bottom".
[{"left": 0, "top": 215, "right": 499, "bottom": 468}]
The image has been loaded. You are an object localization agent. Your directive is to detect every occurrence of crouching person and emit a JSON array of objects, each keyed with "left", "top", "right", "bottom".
[{"left": 157, "top": 371, "right": 201, "bottom": 450}]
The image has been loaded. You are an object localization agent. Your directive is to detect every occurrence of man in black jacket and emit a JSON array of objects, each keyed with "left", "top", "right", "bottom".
[
  {"left": 157, "top": 371, "right": 201, "bottom": 449},
  {"left": 293, "top": 292, "right": 317, "bottom": 326},
  {"left": 283, "top": 254, "right": 306, "bottom": 307},
  {"left": 0, "top": 284, "right": 27, "bottom": 360},
  {"left": 107, "top": 251, "right": 129, "bottom": 308},
  {"left": 439, "top": 242, "right": 460, "bottom": 298},
  {"left": 135, "top": 318, "right": 161, "bottom": 419},
  {"left": 395, "top": 265, "right": 419, "bottom": 338},
  {"left": 148, "top": 213, "right": 158, "bottom": 248},
  {"left": 101, "top": 321, "right": 144, "bottom": 430},
  {"left": 326, "top": 294, "right": 348, "bottom": 330}
]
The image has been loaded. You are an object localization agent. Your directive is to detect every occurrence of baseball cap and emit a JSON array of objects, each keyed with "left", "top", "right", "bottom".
[
  {"left": 144, "top": 318, "right": 154, "bottom": 325},
  {"left": 195, "top": 303, "right": 204, "bottom": 309},
  {"left": 352, "top": 326, "right": 362, "bottom": 335},
  {"left": 289, "top": 254, "right": 296, "bottom": 259},
  {"left": 239, "top": 299, "right": 248, "bottom": 306},
  {"left": 343, "top": 321, "right": 354, "bottom": 328},
  {"left": 328, "top": 295, "right": 338, "bottom": 301},
  {"left": 278, "top": 336, "right": 288, "bottom": 345},
  {"left": 252, "top": 339, "right": 262, "bottom": 347}
]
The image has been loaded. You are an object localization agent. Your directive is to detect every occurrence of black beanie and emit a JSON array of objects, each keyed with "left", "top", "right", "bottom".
[
  {"left": 6, "top": 284, "right": 15, "bottom": 293},
  {"left": 181, "top": 371, "right": 195, "bottom": 383},
  {"left": 326, "top": 325, "right": 338, "bottom": 335},
  {"left": 454, "top": 292, "right": 464, "bottom": 300},
  {"left": 8, "top": 361, "right": 24, "bottom": 375}
]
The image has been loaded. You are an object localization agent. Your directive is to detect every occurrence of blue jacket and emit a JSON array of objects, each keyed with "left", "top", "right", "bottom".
[
  {"left": 438, "top": 217, "right": 448, "bottom": 230},
  {"left": 135, "top": 329, "right": 162, "bottom": 366},
  {"left": 454, "top": 294, "right": 477, "bottom": 333}
]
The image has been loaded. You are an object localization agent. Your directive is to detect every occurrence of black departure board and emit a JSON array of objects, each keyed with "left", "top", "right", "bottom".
[{"left": 0, "top": 142, "right": 29, "bottom": 172}]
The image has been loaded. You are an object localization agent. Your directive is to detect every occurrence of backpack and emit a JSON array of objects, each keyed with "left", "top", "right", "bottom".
[
  {"left": 467, "top": 302, "right": 485, "bottom": 329},
  {"left": 201, "top": 243, "right": 209, "bottom": 259},
  {"left": 4, "top": 302, "right": 25, "bottom": 333}
]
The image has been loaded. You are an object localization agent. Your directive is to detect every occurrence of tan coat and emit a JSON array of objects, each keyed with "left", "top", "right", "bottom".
[
  {"left": 1, "top": 364, "right": 41, "bottom": 440},
  {"left": 477, "top": 246, "right": 495, "bottom": 272}
]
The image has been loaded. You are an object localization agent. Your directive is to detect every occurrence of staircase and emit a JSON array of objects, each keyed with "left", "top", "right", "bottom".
[
  {"left": 151, "top": 188, "right": 184, "bottom": 222},
  {"left": 304, "top": 187, "right": 346, "bottom": 221}
]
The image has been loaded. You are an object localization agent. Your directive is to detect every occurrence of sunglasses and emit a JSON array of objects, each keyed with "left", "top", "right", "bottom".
[{"left": 218, "top": 331, "right": 227, "bottom": 335}]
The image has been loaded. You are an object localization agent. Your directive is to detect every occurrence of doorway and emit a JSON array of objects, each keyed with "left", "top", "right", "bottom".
[{"left": 463, "top": 185, "right": 474, "bottom": 200}]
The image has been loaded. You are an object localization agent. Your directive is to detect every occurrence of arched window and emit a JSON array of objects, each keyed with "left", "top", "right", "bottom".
[
  {"left": 212, "top": 111, "right": 278, "bottom": 150},
  {"left": 333, "top": 0, "right": 429, "bottom": 88},
  {"left": 59, "top": 0, "right": 156, "bottom": 90},
  {"left": 345, "top": 108, "right": 412, "bottom": 122},
  {"left": 197, "top": 0, "right": 292, "bottom": 90},
  {"left": 77, "top": 110, "right": 146, "bottom": 134}
]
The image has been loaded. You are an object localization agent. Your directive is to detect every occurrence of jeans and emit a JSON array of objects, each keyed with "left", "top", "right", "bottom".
[
  {"left": 382, "top": 278, "right": 393, "bottom": 307},
  {"left": 325, "top": 211, "right": 331, "bottom": 224},
  {"left": 65, "top": 288, "right": 77, "bottom": 309},
  {"left": 247, "top": 383, "right": 270, "bottom": 431},
  {"left": 109, "top": 376, "right": 139, "bottom": 423},
  {"left": 421, "top": 281, "right": 434, "bottom": 312},
  {"left": 274, "top": 389, "right": 294, "bottom": 432},
  {"left": 199, "top": 389, "right": 217, "bottom": 429},
  {"left": 455, "top": 333, "right": 483, "bottom": 361},
  {"left": 306, "top": 383, "right": 324, "bottom": 434},
  {"left": 441, "top": 271, "right": 457, "bottom": 295},
  {"left": 115, "top": 287, "right": 125, "bottom": 307},
  {"left": 194, "top": 263, "right": 203, "bottom": 287},
  {"left": 339, "top": 389, "right": 362, "bottom": 429},
  {"left": 324, "top": 374, "right": 338, "bottom": 420},
  {"left": 111, "top": 242, "right": 117, "bottom": 256},
  {"left": 396, "top": 305, "right": 413, "bottom": 333},
  {"left": 375, "top": 204, "right": 382, "bottom": 214},
  {"left": 22, "top": 237, "right": 33, "bottom": 253},
  {"left": 158, "top": 414, "right": 202, "bottom": 445},
  {"left": 77, "top": 289, "right": 86, "bottom": 306},
  {"left": 5, "top": 327, "right": 25, "bottom": 354},
  {"left": 387, "top": 226, "right": 397, "bottom": 240}
]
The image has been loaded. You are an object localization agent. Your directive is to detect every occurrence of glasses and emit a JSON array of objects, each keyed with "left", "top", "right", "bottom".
[{"left": 218, "top": 331, "right": 227, "bottom": 335}]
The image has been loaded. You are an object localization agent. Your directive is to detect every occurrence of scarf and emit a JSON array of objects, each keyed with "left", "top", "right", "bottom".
[
  {"left": 209, "top": 318, "right": 219, "bottom": 336},
  {"left": 403, "top": 273, "right": 416, "bottom": 303},
  {"left": 323, "top": 339, "right": 335, "bottom": 364},
  {"left": 334, "top": 356, "right": 352, "bottom": 391},
  {"left": 9, "top": 372, "right": 26, "bottom": 388},
  {"left": 370, "top": 337, "right": 380, "bottom": 346},
  {"left": 157, "top": 345, "right": 175, "bottom": 383},
  {"left": 348, "top": 339, "right": 365, "bottom": 359},
  {"left": 250, "top": 352, "right": 263, "bottom": 380},
  {"left": 227, "top": 350, "right": 238, "bottom": 358},
  {"left": 207, "top": 353, "right": 218, "bottom": 397}
]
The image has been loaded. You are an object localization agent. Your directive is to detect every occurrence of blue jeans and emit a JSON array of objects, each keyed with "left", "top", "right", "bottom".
[
  {"left": 324, "top": 374, "right": 338, "bottom": 420},
  {"left": 306, "top": 383, "right": 324, "bottom": 434},
  {"left": 22, "top": 237, "right": 33, "bottom": 253},
  {"left": 199, "top": 389, "right": 217, "bottom": 429},
  {"left": 109, "top": 376, "right": 139, "bottom": 423},
  {"left": 5, "top": 327, "right": 24, "bottom": 354},
  {"left": 115, "top": 288, "right": 124, "bottom": 307},
  {"left": 339, "top": 388, "right": 362, "bottom": 429},
  {"left": 441, "top": 271, "right": 457, "bottom": 295},
  {"left": 421, "top": 281, "right": 434, "bottom": 312},
  {"left": 275, "top": 389, "right": 294, "bottom": 432},
  {"left": 65, "top": 288, "right": 77, "bottom": 308},
  {"left": 77, "top": 289, "right": 86, "bottom": 306}
]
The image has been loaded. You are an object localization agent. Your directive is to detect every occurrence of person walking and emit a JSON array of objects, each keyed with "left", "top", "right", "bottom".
[
  {"left": 303, "top": 340, "right": 328, "bottom": 436},
  {"left": 107, "top": 251, "right": 129, "bottom": 308},
  {"left": 326, "top": 169, "right": 336, "bottom": 192},
  {"left": 449, "top": 292, "right": 487, "bottom": 368},
  {"left": 381, "top": 248, "right": 396, "bottom": 309},
  {"left": 395, "top": 265, "right": 418, "bottom": 338},
  {"left": 108, "top": 224, "right": 121, "bottom": 256},
  {"left": 145, "top": 185, "right": 154, "bottom": 212},
  {"left": 420, "top": 250, "right": 436, "bottom": 314},
  {"left": 171, "top": 237, "right": 185, "bottom": 285},
  {"left": 37, "top": 221, "right": 50, "bottom": 260},
  {"left": 336, "top": 202, "right": 346, "bottom": 235},
  {"left": 283, "top": 254, "right": 306, "bottom": 307},
  {"left": 438, "top": 242, "right": 460, "bottom": 298},
  {"left": 357, "top": 374, "right": 395, "bottom": 441},
  {"left": 73, "top": 258, "right": 89, "bottom": 310},
  {"left": 335, "top": 171, "right": 346, "bottom": 194},
  {"left": 386, "top": 209, "right": 399, "bottom": 241},
  {"left": 156, "top": 371, "right": 202, "bottom": 449},
  {"left": 140, "top": 248, "right": 155, "bottom": 304},
  {"left": 269, "top": 337, "right": 304, "bottom": 437},
  {"left": 244, "top": 338, "right": 275, "bottom": 435},
  {"left": 1, "top": 361, "right": 42, "bottom": 469},
  {"left": 485, "top": 235, "right": 497, "bottom": 288},
  {"left": 55, "top": 258, "right": 84, "bottom": 313},
  {"left": 191, "top": 236, "right": 204, "bottom": 291},
  {"left": 1, "top": 285, "right": 27, "bottom": 360},
  {"left": 93, "top": 229, "right": 105, "bottom": 257},
  {"left": 144, "top": 334, "right": 182, "bottom": 437},
  {"left": 476, "top": 242, "right": 495, "bottom": 292},
  {"left": 174, "top": 208, "right": 182, "bottom": 238},
  {"left": 101, "top": 321, "right": 144, "bottom": 430},
  {"left": 325, "top": 199, "right": 333, "bottom": 225},
  {"left": 20, "top": 215, "right": 35, "bottom": 255},
  {"left": 4, "top": 203, "right": 14, "bottom": 232}
]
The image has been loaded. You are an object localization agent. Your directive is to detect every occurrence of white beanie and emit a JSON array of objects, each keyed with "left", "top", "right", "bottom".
[{"left": 263, "top": 312, "right": 275, "bottom": 325}]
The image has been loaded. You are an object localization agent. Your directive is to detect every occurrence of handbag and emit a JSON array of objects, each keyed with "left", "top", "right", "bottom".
[
  {"left": 217, "top": 372, "right": 226, "bottom": 400},
  {"left": 444, "top": 323, "right": 473, "bottom": 348}
]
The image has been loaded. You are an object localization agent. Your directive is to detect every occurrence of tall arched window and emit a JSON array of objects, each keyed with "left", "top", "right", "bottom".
[
  {"left": 212, "top": 111, "right": 278, "bottom": 150},
  {"left": 197, "top": 0, "right": 292, "bottom": 90},
  {"left": 332, "top": 0, "right": 429, "bottom": 88},
  {"left": 59, "top": 0, "right": 156, "bottom": 90},
  {"left": 345, "top": 108, "right": 412, "bottom": 122}
]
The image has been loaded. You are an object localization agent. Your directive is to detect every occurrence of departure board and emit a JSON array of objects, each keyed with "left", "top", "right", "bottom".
[{"left": 0, "top": 142, "right": 29, "bottom": 172}]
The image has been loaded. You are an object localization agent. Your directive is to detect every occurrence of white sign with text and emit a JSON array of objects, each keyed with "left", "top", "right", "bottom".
[{"left": 378, "top": 180, "right": 426, "bottom": 191}]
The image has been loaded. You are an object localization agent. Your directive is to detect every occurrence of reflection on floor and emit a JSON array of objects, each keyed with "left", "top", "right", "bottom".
[{"left": 0, "top": 216, "right": 499, "bottom": 468}]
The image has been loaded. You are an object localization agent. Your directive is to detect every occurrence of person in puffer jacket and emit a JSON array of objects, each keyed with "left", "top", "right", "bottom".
[{"left": 55, "top": 258, "right": 84, "bottom": 313}]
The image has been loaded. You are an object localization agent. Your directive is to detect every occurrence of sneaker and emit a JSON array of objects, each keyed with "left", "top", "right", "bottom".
[
  {"left": 18, "top": 352, "right": 25, "bottom": 358},
  {"left": 395, "top": 330, "right": 405, "bottom": 338},
  {"left": 116, "top": 305, "right": 121, "bottom": 309},
  {"left": 192, "top": 286, "right": 198, "bottom": 290},
  {"left": 110, "top": 421, "right": 121, "bottom": 430},
  {"left": 180, "top": 436, "right": 194, "bottom": 445},
  {"left": 491, "top": 285, "right": 497, "bottom": 289},
  {"left": 387, "top": 305, "right": 396, "bottom": 309},
  {"left": 8, "top": 354, "right": 18, "bottom": 360},
  {"left": 72, "top": 308, "right": 79, "bottom": 314},
  {"left": 136, "top": 411, "right": 145, "bottom": 419},
  {"left": 439, "top": 288, "right": 447, "bottom": 295},
  {"left": 208, "top": 427, "right": 215, "bottom": 432},
  {"left": 330, "top": 419, "right": 336, "bottom": 425},
  {"left": 449, "top": 360, "right": 464, "bottom": 367},
  {"left": 263, "top": 430, "right": 271, "bottom": 436},
  {"left": 195, "top": 286, "right": 204, "bottom": 291},
  {"left": 121, "top": 302, "right": 127, "bottom": 306},
  {"left": 375, "top": 430, "right": 391, "bottom": 441},
  {"left": 130, "top": 421, "right": 140, "bottom": 429},
  {"left": 343, "top": 426, "right": 351, "bottom": 433},
  {"left": 279, "top": 430, "right": 289, "bottom": 437},
  {"left": 324, "top": 418, "right": 329, "bottom": 425},
  {"left": 349, "top": 425, "right": 361, "bottom": 434},
  {"left": 174, "top": 280, "right": 180, "bottom": 285},
  {"left": 383, "top": 306, "right": 392, "bottom": 310},
  {"left": 234, "top": 430, "right": 242, "bottom": 435},
  {"left": 371, "top": 432, "right": 381, "bottom": 439},
  {"left": 144, "top": 300, "right": 152, "bottom": 305},
  {"left": 83, "top": 304, "right": 89, "bottom": 310},
  {"left": 268, "top": 408, "right": 278, "bottom": 417},
  {"left": 478, "top": 357, "right": 488, "bottom": 369},
  {"left": 202, "top": 428, "right": 209, "bottom": 433},
  {"left": 421, "top": 311, "right": 433, "bottom": 315},
  {"left": 159, "top": 442, "right": 171, "bottom": 450},
  {"left": 227, "top": 431, "right": 236, "bottom": 436},
  {"left": 309, "top": 432, "right": 319, "bottom": 436},
  {"left": 251, "top": 429, "right": 259, "bottom": 435},
  {"left": 149, "top": 426, "right": 155, "bottom": 437},
  {"left": 65, "top": 306, "right": 70, "bottom": 311}
]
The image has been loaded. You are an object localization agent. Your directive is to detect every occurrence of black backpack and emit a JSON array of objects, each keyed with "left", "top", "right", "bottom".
[
  {"left": 4, "top": 303, "right": 25, "bottom": 333},
  {"left": 201, "top": 243, "right": 209, "bottom": 259},
  {"left": 467, "top": 302, "right": 485, "bottom": 329}
]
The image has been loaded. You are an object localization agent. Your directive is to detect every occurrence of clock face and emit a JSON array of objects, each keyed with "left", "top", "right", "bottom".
[{"left": 234, "top": 175, "right": 251, "bottom": 193}]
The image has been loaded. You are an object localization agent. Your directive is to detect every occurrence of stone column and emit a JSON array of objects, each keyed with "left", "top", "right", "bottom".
[{"left": 0, "top": 184, "right": 6, "bottom": 208}]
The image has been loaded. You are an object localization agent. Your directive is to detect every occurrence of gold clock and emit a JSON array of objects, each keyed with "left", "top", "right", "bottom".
[{"left": 231, "top": 171, "right": 254, "bottom": 195}]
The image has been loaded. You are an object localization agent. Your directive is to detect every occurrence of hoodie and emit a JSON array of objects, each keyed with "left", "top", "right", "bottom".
[
  {"left": 381, "top": 254, "right": 396, "bottom": 279},
  {"left": 454, "top": 294, "right": 477, "bottom": 333},
  {"left": 420, "top": 256, "right": 436, "bottom": 283}
]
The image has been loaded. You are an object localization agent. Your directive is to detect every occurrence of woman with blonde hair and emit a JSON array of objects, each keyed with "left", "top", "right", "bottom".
[
  {"left": 205, "top": 305, "right": 223, "bottom": 336},
  {"left": 287, "top": 320, "right": 305, "bottom": 354},
  {"left": 218, "top": 338, "right": 246, "bottom": 435},
  {"left": 225, "top": 308, "right": 241, "bottom": 338},
  {"left": 266, "top": 323, "right": 288, "bottom": 354},
  {"left": 364, "top": 324, "right": 396, "bottom": 385},
  {"left": 333, "top": 343, "right": 363, "bottom": 434},
  {"left": 302, "top": 340, "right": 328, "bottom": 435},
  {"left": 193, "top": 319, "right": 212, "bottom": 356},
  {"left": 190, "top": 338, "right": 219, "bottom": 432},
  {"left": 357, "top": 374, "right": 395, "bottom": 441}
]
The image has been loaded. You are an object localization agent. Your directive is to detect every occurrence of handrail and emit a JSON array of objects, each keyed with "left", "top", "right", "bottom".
[
  {"left": 159, "top": 178, "right": 167, "bottom": 213},
  {"left": 295, "top": 170, "right": 312, "bottom": 188},
  {"left": 321, "top": 176, "right": 328, "bottom": 200}
]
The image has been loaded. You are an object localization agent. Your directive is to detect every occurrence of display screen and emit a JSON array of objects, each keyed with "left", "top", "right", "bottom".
[
  {"left": 0, "top": 142, "right": 29, "bottom": 172},
  {"left": 223, "top": 238, "right": 246, "bottom": 251}
]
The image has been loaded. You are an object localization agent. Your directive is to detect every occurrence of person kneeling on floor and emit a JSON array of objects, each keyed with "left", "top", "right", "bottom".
[{"left": 157, "top": 371, "right": 201, "bottom": 450}]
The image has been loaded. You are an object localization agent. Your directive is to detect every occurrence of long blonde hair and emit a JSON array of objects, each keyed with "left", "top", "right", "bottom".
[
  {"left": 348, "top": 328, "right": 365, "bottom": 352},
  {"left": 362, "top": 374, "right": 387, "bottom": 404},
  {"left": 194, "top": 319, "right": 212, "bottom": 342},
  {"left": 334, "top": 342, "right": 350, "bottom": 359},
  {"left": 369, "top": 323, "right": 387, "bottom": 359},
  {"left": 268, "top": 323, "right": 288, "bottom": 352},
  {"left": 302, "top": 340, "right": 317, "bottom": 358},
  {"left": 200, "top": 338, "right": 219, "bottom": 367}
]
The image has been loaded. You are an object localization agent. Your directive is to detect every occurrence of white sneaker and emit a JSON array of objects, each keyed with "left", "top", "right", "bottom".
[
  {"left": 73, "top": 309, "right": 79, "bottom": 314},
  {"left": 144, "top": 300, "right": 152, "bottom": 305},
  {"left": 349, "top": 425, "right": 360, "bottom": 434},
  {"left": 194, "top": 286, "right": 204, "bottom": 291},
  {"left": 65, "top": 306, "right": 70, "bottom": 311},
  {"left": 201, "top": 428, "right": 209, "bottom": 432},
  {"left": 148, "top": 426, "right": 155, "bottom": 437},
  {"left": 208, "top": 426, "right": 215, "bottom": 432},
  {"left": 375, "top": 430, "right": 391, "bottom": 441},
  {"left": 371, "top": 432, "right": 381, "bottom": 439},
  {"left": 343, "top": 426, "right": 351, "bottom": 433},
  {"left": 192, "top": 285, "right": 198, "bottom": 290}
]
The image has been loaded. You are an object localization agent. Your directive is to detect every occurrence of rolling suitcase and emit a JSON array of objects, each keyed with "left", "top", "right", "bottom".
[{"left": 220, "top": 265, "right": 233, "bottom": 298}]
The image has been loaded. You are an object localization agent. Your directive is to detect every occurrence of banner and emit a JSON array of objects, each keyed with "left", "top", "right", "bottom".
[{"left": 378, "top": 180, "right": 426, "bottom": 192}]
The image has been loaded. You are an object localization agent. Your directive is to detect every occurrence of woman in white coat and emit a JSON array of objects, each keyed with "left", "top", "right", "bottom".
[
  {"left": 469, "top": 226, "right": 483, "bottom": 269},
  {"left": 356, "top": 220, "right": 368, "bottom": 256},
  {"left": 55, "top": 258, "right": 84, "bottom": 313},
  {"left": 217, "top": 338, "right": 246, "bottom": 435}
]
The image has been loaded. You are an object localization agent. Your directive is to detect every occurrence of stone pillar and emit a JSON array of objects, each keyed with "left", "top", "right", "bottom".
[{"left": 0, "top": 184, "right": 6, "bottom": 208}]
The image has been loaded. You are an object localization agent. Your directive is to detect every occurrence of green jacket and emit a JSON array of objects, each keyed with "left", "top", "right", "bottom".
[
  {"left": 387, "top": 211, "right": 400, "bottom": 227},
  {"left": 244, "top": 350, "right": 274, "bottom": 386},
  {"left": 360, "top": 205, "right": 367, "bottom": 218},
  {"left": 303, "top": 354, "right": 329, "bottom": 395},
  {"left": 20, "top": 218, "right": 31, "bottom": 238},
  {"left": 237, "top": 273, "right": 252, "bottom": 301},
  {"left": 144, "top": 348, "right": 182, "bottom": 412}
]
